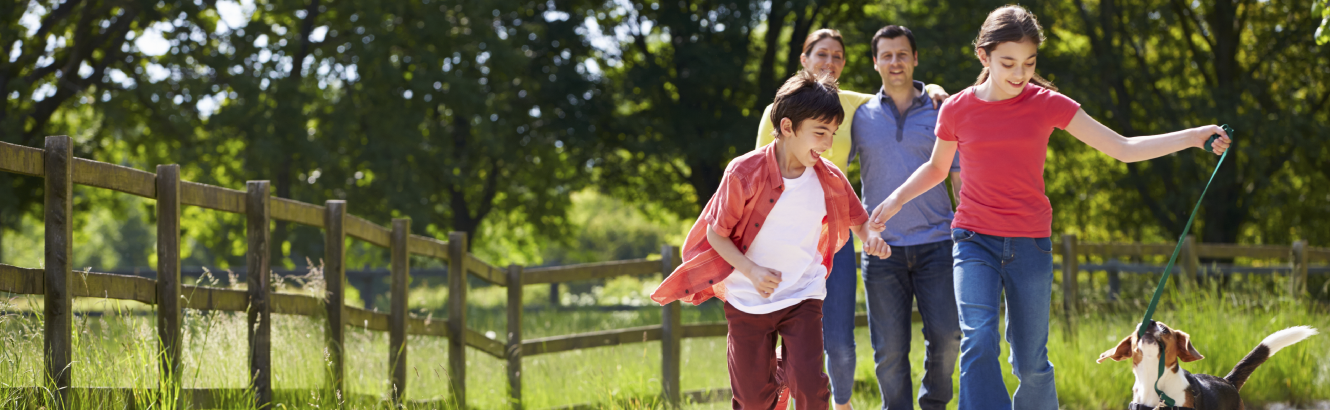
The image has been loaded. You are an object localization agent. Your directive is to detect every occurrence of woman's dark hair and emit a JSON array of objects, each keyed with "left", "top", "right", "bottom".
[
  {"left": 802, "top": 28, "right": 845, "bottom": 56},
  {"left": 770, "top": 71, "right": 844, "bottom": 138},
  {"left": 972, "top": 5, "right": 1057, "bottom": 91}
]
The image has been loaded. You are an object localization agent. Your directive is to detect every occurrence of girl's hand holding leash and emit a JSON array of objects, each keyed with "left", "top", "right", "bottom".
[{"left": 1194, "top": 124, "right": 1233, "bottom": 155}]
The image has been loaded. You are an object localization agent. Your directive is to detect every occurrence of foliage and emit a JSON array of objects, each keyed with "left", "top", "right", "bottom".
[
  {"left": 1317, "top": 0, "right": 1330, "bottom": 44},
  {"left": 1, "top": 0, "right": 1325, "bottom": 271}
]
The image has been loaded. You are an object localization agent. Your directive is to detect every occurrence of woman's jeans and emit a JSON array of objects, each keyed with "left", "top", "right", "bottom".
[
  {"left": 951, "top": 228, "right": 1059, "bottom": 410},
  {"left": 822, "top": 234, "right": 858, "bottom": 405}
]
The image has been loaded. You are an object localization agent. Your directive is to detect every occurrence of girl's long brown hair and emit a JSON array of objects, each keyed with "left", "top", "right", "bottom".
[{"left": 972, "top": 5, "right": 1057, "bottom": 91}]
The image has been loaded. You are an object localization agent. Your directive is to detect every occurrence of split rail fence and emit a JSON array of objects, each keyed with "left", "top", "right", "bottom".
[{"left": 1, "top": 137, "right": 1327, "bottom": 409}]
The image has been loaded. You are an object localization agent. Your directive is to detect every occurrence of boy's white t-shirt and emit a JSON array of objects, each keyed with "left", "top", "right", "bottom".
[{"left": 722, "top": 166, "right": 828, "bottom": 314}]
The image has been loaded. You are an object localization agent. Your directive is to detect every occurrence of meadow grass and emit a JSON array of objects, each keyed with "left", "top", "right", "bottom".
[{"left": 1, "top": 273, "right": 1327, "bottom": 409}]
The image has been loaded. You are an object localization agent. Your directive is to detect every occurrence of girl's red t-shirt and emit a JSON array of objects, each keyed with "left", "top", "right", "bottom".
[{"left": 936, "top": 83, "right": 1081, "bottom": 238}]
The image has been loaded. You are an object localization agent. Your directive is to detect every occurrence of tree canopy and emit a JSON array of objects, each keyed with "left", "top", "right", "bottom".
[{"left": 2, "top": 0, "right": 1325, "bottom": 269}]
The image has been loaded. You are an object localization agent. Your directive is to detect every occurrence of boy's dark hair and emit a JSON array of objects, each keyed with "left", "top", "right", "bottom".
[
  {"left": 871, "top": 25, "right": 917, "bottom": 57},
  {"left": 769, "top": 71, "right": 844, "bottom": 138}
]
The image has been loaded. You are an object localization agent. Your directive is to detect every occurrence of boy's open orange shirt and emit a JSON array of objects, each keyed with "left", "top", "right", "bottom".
[{"left": 650, "top": 143, "right": 869, "bottom": 306}]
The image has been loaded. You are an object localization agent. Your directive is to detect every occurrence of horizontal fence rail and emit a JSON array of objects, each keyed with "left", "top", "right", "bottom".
[{"left": 2, "top": 139, "right": 1327, "bottom": 410}]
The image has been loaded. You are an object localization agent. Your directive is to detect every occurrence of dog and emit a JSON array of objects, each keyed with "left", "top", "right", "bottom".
[{"left": 1097, "top": 320, "right": 1317, "bottom": 410}]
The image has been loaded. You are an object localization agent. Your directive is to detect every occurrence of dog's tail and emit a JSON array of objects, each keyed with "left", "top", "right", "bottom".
[{"left": 1224, "top": 326, "right": 1318, "bottom": 390}]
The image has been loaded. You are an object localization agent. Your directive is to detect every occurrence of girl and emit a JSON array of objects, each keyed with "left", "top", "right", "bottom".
[{"left": 867, "top": 6, "right": 1230, "bottom": 410}]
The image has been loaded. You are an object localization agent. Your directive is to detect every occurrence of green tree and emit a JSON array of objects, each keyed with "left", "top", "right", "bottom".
[
  {"left": 1030, "top": 0, "right": 1329, "bottom": 246},
  {"left": 1316, "top": 0, "right": 1329, "bottom": 44},
  {"left": 299, "top": 0, "right": 607, "bottom": 257},
  {"left": 590, "top": 0, "right": 1328, "bottom": 249},
  {"left": 589, "top": 0, "right": 880, "bottom": 216},
  {"left": 0, "top": 0, "right": 221, "bottom": 263}
]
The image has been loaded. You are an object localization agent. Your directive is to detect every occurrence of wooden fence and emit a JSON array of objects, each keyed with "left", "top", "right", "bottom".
[
  {"left": 0, "top": 136, "right": 721, "bottom": 409},
  {"left": 1, "top": 136, "right": 1328, "bottom": 409}
]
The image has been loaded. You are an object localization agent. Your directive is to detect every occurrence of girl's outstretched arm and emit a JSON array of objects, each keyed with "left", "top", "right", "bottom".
[
  {"left": 1064, "top": 108, "right": 1231, "bottom": 162},
  {"left": 869, "top": 138, "right": 957, "bottom": 230}
]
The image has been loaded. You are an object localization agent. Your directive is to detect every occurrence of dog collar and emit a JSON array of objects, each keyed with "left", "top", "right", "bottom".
[{"left": 1129, "top": 403, "right": 1194, "bottom": 410}]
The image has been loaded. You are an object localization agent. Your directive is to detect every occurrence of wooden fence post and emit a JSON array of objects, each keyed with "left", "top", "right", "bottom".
[
  {"left": 1106, "top": 258, "right": 1121, "bottom": 302},
  {"left": 390, "top": 219, "right": 410, "bottom": 405},
  {"left": 44, "top": 136, "right": 73, "bottom": 410},
  {"left": 1060, "top": 234, "right": 1078, "bottom": 340},
  {"left": 506, "top": 264, "right": 524, "bottom": 410},
  {"left": 156, "top": 164, "right": 183, "bottom": 408},
  {"left": 448, "top": 232, "right": 468, "bottom": 408},
  {"left": 324, "top": 200, "right": 347, "bottom": 401},
  {"left": 246, "top": 181, "right": 273, "bottom": 409},
  {"left": 1183, "top": 235, "right": 1199, "bottom": 287},
  {"left": 1292, "top": 240, "right": 1308, "bottom": 296},
  {"left": 363, "top": 275, "right": 375, "bottom": 310},
  {"left": 660, "top": 244, "right": 681, "bottom": 408}
]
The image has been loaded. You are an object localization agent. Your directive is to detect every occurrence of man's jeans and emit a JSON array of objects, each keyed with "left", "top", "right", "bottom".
[
  {"left": 862, "top": 239, "right": 961, "bottom": 410},
  {"left": 951, "top": 228, "right": 1059, "bottom": 410},
  {"left": 822, "top": 234, "right": 858, "bottom": 405}
]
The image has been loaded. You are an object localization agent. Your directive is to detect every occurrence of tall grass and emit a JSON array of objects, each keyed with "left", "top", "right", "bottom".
[{"left": 2, "top": 271, "right": 1326, "bottom": 409}]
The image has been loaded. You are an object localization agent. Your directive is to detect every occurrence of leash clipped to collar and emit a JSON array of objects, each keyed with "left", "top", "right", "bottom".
[
  {"left": 1129, "top": 403, "right": 1194, "bottom": 410},
  {"left": 1135, "top": 125, "right": 1233, "bottom": 408}
]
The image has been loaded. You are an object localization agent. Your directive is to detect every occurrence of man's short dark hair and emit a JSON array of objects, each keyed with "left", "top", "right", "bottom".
[
  {"left": 769, "top": 70, "right": 844, "bottom": 138},
  {"left": 871, "top": 25, "right": 917, "bottom": 58}
]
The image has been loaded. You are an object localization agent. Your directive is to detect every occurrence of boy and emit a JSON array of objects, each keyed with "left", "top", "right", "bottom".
[{"left": 651, "top": 71, "right": 891, "bottom": 410}]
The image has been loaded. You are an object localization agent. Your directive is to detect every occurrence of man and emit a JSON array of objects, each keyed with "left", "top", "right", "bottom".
[{"left": 848, "top": 25, "right": 962, "bottom": 410}]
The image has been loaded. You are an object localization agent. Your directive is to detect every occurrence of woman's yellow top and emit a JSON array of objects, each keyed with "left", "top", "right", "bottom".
[{"left": 754, "top": 90, "right": 874, "bottom": 172}]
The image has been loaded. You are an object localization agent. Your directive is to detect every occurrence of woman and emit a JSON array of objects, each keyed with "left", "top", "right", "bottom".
[
  {"left": 754, "top": 28, "right": 948, "bottom": 410},
  {"left": 868, "top": 6, "right": 1231, "bottom": 410}
]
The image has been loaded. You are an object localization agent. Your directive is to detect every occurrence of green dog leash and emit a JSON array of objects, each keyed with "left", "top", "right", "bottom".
[{"left": 1135, "top": 125, "right": 1233, "bottom": 407}]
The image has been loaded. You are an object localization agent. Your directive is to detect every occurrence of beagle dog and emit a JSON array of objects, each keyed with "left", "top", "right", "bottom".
[{"left": 1097, "top": 320, "right": 1317, "bottom": 410}]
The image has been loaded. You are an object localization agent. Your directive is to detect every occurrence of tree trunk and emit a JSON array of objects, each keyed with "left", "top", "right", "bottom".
[
  {"left": 269, "top": 0, "right": 322, "bottom": 267},
  {"left": 686, "top": 157, "right": 723, "bottom": 211},
  {"left": 1198, "top": 0, "right": 1245, "bottom": 247},
  {"left": 451, "top": 209, "right": 481, "bottom": 253},
  {"left": 754, "top": 1, "right": 787, "bottom": 111},
  {"left": 273, "top": 164, "right": 291, "bottom": 266},
  {"left": 783, "top": 2, "right": 822, "bottom": 82}
]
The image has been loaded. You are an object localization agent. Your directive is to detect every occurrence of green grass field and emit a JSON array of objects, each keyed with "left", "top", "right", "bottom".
[{"left": 2, "top": 272, "right": 1327, "bottom": 409}]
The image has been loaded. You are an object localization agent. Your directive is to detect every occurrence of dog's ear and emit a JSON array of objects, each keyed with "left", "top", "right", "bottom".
[
  {"left": 1097, "top": 335, "right": 1134, "bottom": 363},
  {"left": 1173, "top": 329, "right": 1204, "bottom": 362}
]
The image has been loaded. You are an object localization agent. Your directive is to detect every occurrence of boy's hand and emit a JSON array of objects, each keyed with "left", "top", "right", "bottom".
[
  {"left": 742, "top": 266, "right": 782, "bottom": 298},
  {"left": 863, "top": 236, "right": 892, "bottom": 259}
]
